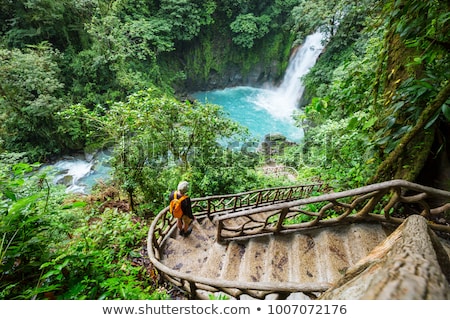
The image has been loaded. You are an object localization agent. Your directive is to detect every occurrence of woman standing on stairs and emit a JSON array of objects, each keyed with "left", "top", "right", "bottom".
[{"left": 169, "top": 181, "right": 195, "bottom": 237}]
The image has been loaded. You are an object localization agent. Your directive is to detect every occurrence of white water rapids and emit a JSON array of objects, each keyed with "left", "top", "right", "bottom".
[{"left": 43, "top": 150, "right": 112, "bottom": 194}]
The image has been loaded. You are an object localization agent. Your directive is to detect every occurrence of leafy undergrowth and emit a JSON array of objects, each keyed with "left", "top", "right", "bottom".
[
  {"left": 0, "top": 166, "right": 176, "bottom": 299},
  {"left": 37, "top": 206, "right": 166, "bottom": 299}
]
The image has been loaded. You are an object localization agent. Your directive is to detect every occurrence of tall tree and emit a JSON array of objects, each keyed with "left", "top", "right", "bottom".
[
  {"left": 158, "top": 0, "right": 216, "bottom": 41},
  {"left": 229, "top": 13, "right": 271, "bottom": 48}
]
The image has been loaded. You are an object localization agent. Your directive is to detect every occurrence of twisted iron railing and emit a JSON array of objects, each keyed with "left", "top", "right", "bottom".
[{"left": 148, "top": 180, "right": 450, "bottom": 299}]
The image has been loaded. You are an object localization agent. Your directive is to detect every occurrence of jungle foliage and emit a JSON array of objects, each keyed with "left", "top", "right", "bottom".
[
  {"left": 289, "top": 0, "right": 450, "bottom": 189},
  {"left": 0, "top": 0, "right": 449, "bottom": 300},
  {"left": 0, "top": 162, "right": 169, "bottom": 299}
]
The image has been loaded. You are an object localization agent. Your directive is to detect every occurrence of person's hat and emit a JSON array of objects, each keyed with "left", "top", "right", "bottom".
[{"left": 177, "top": 181, "right": 189, "bottom": 194}]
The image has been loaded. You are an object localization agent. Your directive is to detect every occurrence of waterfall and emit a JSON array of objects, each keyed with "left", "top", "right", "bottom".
[{"left": 253, "top": 31, "right": 325, "bottom": 120}]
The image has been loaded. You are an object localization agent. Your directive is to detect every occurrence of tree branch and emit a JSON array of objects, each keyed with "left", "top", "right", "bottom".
[{"left": 369, "top": 81, "right": 450, "bottom": 183}]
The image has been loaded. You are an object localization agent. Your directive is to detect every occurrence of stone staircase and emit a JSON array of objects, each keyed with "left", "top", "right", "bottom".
[
  {"left": 149, "top": 180, "right": 450, "bottom": 299},
  {"left": 159, "top": 216, "right": 391, "bottom": 299}
]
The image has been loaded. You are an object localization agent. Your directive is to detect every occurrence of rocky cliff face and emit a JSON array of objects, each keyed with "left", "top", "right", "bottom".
[{"left": 183, "top": 59, "right": 283, "bottom": 93}]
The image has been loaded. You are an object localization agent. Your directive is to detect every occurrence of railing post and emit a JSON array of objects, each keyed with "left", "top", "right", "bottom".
[
  {"left": 188, "top": 281, "right": 198, "bottom": 299},
  {"left": 256, "top": 191, "right": 262, "bottom": 207},
  {"left": 286, "top": 187, "right": 293, "bottom": 200},
  {"left": 275, "top": 208, "right": 289, "bottom": 233},
  {"left": 300, "top": 185, "right": 306, "bottom": 198},
  {"left": 217, "top": 220, "right": 224, "bottom": 244},
  {"left": 206, "top": 198, "right": 212, "bottom": 220}
]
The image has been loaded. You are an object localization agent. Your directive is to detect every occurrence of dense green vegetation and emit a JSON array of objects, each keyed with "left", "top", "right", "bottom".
[{"left": 1, "top": 0, "right": 449, "bottom": 299}]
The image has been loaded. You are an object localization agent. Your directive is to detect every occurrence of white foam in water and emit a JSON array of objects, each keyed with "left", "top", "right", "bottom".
[
  {"left": 254, "top": 31, "right": 325, "bottom": 120},
  {"left": 53, "top": 159, "right": 93, "bottom": 193}
]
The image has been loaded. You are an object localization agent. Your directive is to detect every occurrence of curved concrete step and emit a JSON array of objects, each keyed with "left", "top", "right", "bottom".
[
  {"left": 220, "top": 242, "right": 246, "bottom": 281},
  {"left": 159, "top": 218, "right": 392, "bottom": 291},
  {"left": 160, "top": 220, "right": 215, "bottom": 273}
]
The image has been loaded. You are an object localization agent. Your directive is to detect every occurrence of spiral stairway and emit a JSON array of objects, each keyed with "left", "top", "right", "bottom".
[{"left": 148, "top": 180, "right": 450, "bottom": 299}]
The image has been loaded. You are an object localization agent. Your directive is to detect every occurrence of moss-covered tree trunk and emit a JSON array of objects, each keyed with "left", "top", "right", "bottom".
[
  {"left": 370, "top": 82, "right": 450, "bottom": 184},
  {"left": 369, "top": 0, "right": 450, "bottom": 186}
]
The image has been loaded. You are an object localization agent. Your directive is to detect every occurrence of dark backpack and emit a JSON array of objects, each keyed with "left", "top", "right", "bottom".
[{"left": 170, "top": 192, "right": 187, "bottom": 218}]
